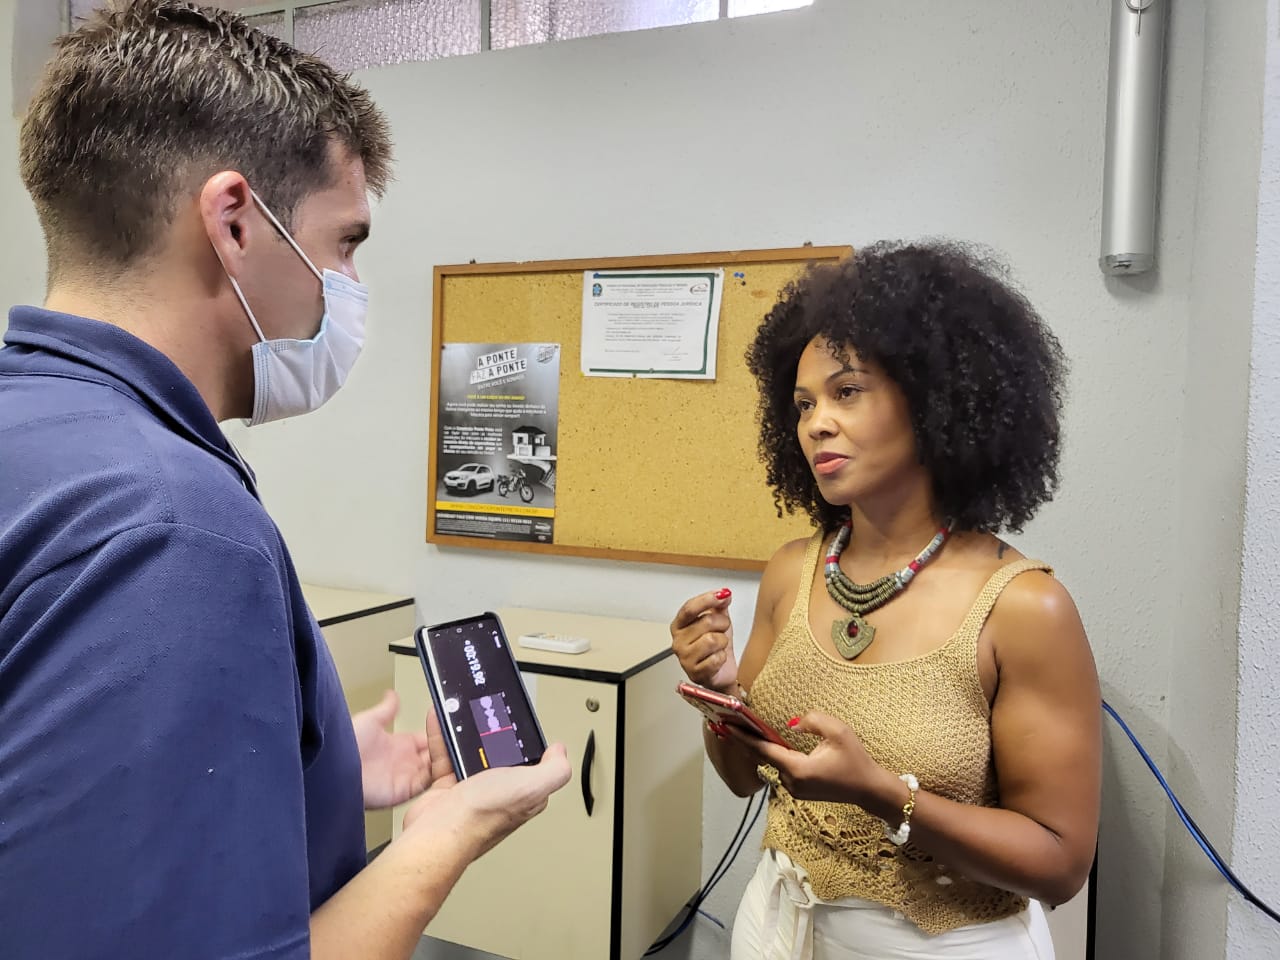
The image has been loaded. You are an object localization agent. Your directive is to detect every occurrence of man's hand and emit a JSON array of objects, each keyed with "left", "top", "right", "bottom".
[
  {"left": 401, "top": 743, "right": 572, "bottom": 860},
  {"left": 351, "top": 690, "right": 435, "bottom": 811},
  {"left": 311, "top": 717, "right": 568, "bottom": 960}
]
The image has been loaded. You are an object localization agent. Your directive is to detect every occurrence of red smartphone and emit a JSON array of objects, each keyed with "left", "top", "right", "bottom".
[{"left": 676, "top": 681, "right": 789, "bottom": 746}]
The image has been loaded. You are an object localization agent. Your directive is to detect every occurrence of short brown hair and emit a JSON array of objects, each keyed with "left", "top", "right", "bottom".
[{"left": 20, "top": 0, "right": 393, "bottom": 279}]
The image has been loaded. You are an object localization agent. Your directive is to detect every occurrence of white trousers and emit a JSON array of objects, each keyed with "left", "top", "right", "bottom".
[{"left": 730, "top": 849, "right": 1056, "bottom": 960}]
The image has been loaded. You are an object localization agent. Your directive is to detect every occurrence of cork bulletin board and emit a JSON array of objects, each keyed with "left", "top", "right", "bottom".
[{"left": 426, "top": 246, "right": 852, "bottom": 572}]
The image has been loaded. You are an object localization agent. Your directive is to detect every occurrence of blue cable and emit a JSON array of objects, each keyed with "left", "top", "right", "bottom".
[
  {"left": 1103, "top": 700, "right": 1280, "bottom": 924},
  {"left": 1102, "top": 702, "right": 1225, "bottom": 870},
  {"left": 696, "top": 908, "right": 726, "bottom": 930}
]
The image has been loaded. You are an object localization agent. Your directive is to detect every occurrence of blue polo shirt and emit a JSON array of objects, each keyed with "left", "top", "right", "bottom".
[{"left": 0, "top": 307, "right": 366, "bottom": 958}]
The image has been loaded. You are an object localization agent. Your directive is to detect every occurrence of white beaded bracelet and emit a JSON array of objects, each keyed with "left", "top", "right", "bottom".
[{"left": 884, "top": 773, "right": 919, "bottom": 846}]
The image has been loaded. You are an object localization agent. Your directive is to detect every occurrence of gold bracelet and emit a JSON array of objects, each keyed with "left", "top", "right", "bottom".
[{"left": 884, "top": 773, "right": 919, "bottom": 846}]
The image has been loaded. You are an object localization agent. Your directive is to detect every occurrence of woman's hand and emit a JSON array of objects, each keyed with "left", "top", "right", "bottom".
[
  {"left": 670, "top": 589, "right": 738, "bottom": 692},
  {"left": 730, "top": 711, "right": 899, "bottom": 811}
]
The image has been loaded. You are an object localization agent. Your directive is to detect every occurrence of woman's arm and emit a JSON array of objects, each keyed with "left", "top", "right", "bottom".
[{"left": 672, "top": 538, "right": 807, "bottom": 797}]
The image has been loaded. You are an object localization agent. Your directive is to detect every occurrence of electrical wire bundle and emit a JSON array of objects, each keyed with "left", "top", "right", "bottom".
[{"left": 645, "top": 790, "right": 767, "bottom": 955}]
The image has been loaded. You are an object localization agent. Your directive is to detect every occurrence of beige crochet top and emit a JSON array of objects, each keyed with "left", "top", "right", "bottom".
[{"left": 749, "top": 531, "right": 1052, "bottom": 935}]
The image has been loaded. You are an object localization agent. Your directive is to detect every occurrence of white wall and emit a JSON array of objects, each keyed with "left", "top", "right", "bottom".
[
  {"left": 1163, "top": 1, "right": 1266, "bottom": 958},
  {"left": 0, "top": 0, "right": 46, "bottom": 311},
  {"left": 1228, "top": 1, "right": 1280, "bottom": 957},
  {"left": 224, "top": 4, "right": 1214, "bottom": 958},
  {"left": 9, "top": 0, "right": 59, "bottom": 117},
  {"left": 3, "top": 1, "right": 1274, "bottom": 958}
]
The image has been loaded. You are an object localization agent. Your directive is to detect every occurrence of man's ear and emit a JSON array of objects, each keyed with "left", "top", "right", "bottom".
[{"left": 199, "top": 172, "right": 255, "bottom": 279}]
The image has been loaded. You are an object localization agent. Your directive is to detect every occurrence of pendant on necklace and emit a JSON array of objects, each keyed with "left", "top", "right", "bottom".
[{"left": 832, "top": 614, "right": 875, "bottom": 660}]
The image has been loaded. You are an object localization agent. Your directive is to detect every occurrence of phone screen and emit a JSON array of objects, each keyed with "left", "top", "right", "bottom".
[{"left": 420, "top": 615, "right": 546, "bottom": 778}]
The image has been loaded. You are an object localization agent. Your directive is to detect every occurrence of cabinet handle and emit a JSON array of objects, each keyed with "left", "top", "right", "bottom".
[{"left": 581, "top": 729, "right": 596, "bottom": 817}]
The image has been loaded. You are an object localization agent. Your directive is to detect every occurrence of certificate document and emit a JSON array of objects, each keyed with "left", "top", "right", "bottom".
[{"left": 581, "top": 268, "right": 723, "bottom": 379}]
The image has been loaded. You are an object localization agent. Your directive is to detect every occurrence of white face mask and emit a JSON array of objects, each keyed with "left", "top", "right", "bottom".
[{"left": 219, "top": 190, "right": 369, "bottom": 426}]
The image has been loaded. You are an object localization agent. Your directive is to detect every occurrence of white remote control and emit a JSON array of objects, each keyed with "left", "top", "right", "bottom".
[{"left": 517, "top": 632, "right": 591, "bottom": 655}]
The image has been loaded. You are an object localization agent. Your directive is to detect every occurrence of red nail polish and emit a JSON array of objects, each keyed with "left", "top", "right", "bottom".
[
  {"left": 787, "top": 717, "right": 801, "bottom": 728},
  {"left": 715, "top": 588, "right": 732, "bottom": 600}
]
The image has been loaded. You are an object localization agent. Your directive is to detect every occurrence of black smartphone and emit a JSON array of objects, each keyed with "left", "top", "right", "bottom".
[{"left": 414, "top": 612, "right": 548, "bottom": 779}]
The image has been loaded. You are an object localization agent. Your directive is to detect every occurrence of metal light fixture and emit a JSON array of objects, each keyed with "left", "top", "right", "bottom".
[{"left": 1100, "top": 0, "right": 1168, "bottom": 276}]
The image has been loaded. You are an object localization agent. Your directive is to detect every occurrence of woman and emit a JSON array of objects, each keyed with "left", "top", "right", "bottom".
[{"left": 670, "top": 241, "right": 1100, "bottom": 960}]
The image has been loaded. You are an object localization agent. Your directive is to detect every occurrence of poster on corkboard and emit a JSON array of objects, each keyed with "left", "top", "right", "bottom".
[{"left": 433, "top": 342, "right": 560, "bottom": 545}]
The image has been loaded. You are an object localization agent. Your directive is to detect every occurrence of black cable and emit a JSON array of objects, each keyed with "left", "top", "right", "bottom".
[
  {"left": 704, "top": 790, "right": 767, "bottom": 899},
  {"left": 644, "top": 793, "right": 752, "bottom": 955},
  {"left": 645, "top": 792, "right": 756, "bottom": 955},
  {"left": 645, "top": 790, "right": 767, "bottom": 955}
]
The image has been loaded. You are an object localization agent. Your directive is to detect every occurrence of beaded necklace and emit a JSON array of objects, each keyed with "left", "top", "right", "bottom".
[{"left": 824, "top": 518, "right": 953, "bottom": 659}]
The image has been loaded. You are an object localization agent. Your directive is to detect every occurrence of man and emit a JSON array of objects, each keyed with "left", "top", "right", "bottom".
[{"left": 0, "top": 2, "right": 570, "bottom": 957}]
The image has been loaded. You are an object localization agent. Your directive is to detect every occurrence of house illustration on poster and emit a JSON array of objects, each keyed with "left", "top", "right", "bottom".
[{"left": 512, "top": 425, "right": 553, "bottom": 459}]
